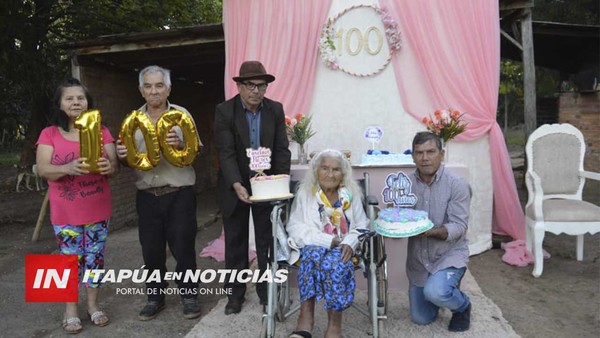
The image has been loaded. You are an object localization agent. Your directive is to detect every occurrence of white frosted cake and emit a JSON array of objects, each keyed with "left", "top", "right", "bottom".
[
  {"left": 360, "top": 153, "right": 414, "bottom": 165},
  {"left": 374, "top": 208, "right": 434, "bottom": 238},
  {"left": 250, "top": 174, "right": 292, "bottom": 201}
]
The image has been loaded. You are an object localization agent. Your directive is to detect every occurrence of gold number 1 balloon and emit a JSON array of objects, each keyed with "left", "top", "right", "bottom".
[
  {"left": 119, "top": 110, "right": 160, "bottom": 171},
  {"left": 156, "top": 110, "right": 200, "bottom": 167},
  {"left": 74, "top": 109, "right": 103, "bottom": 173}
]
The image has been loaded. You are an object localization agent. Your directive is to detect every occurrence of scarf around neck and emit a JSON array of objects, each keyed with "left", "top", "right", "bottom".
[{"left": 317, "top": 186, "right": 352, "bottom": 239}]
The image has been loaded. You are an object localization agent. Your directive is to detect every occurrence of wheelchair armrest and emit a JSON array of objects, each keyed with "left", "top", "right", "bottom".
[{"left": 366, "top": 195, "right": 378, "bottom": 206}]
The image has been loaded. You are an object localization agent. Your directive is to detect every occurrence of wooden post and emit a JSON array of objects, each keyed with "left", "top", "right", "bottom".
[
  {"left": 521, "top": 8, "right": 537, "bottom": 138},
  {"left": 32, "top": 190, "right": 49, "bottom": 242}
]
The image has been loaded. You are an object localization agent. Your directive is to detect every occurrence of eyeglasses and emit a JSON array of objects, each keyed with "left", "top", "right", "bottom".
[{"left": 241, "top": 82, "right": 268, "bottom": 91}]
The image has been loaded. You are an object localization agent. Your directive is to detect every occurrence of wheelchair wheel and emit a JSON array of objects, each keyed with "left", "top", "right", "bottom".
[
  {"left": 261, "top": 309, "right": 276, "bottom": 338},
  {"left": 276, "top": 282, "right": 286, "bottom": 322},
  {"left": 377, "top": 260, "right": 388, "bottom": 315},
  {"left": 260, "top": 313, "right": 266, "bottom": 337},
  {"left": 375, "top": 235, "right": 388, "bottom": 316}
]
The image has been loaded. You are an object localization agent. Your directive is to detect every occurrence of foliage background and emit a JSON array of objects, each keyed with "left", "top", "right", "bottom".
[
  {"left": 496, "top": 0, "right": 599, "bottom": 130},
  {"left": 0, "top": 0, "right": 222, "bottom": 165}
]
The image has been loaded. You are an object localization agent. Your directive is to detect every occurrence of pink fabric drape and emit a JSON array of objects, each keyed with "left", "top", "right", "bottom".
[
  {"left": 223, "top": 0, "right": 333, "bottom": 115},
  {"left": 201, "top": 0, "right": 333, "bottom": 262},
  {"left": 382, "top": 0, "right": 526, "bottom": 245}
]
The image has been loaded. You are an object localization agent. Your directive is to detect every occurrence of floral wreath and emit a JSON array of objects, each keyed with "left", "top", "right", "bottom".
[{"left": 319, "top": 4, "right": 401, "bottom": 77}]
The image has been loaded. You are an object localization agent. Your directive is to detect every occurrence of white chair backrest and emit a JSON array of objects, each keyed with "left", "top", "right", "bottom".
[{"left": 525, "top": 123, "right": 585, "bottom": 196}]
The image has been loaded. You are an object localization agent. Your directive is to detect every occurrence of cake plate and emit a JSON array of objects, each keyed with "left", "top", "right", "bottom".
[
  {"left": 373, "top": 221, "right": 434, "bottom": 238},
  {"left": 249, "top": 193, "right": 294, "bottom": 203}
]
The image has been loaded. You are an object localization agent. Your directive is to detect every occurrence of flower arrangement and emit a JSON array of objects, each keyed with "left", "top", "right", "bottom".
[
  {"left": 285, "top": 113, "right": 316, "bottom": 146},
  {"left": 380, "top": 7, "right": 401, "bottom": 53},
  {"left": 422, "top": 109, "right": 468, "bottom": 143},
  {"left": 319, "top": 22, "right": 337, "bottom": 70}
]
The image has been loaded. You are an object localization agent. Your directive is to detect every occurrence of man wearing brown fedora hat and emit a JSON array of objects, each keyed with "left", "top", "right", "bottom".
[{"left": 215, "top": 61, "right": 291, "bottom": 315}]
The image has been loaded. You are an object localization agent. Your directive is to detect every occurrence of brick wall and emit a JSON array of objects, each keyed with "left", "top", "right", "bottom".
[
  {"left": 78, "top": 65, "right": 223, "bottom": 231},
  {"left": 558, "top": 92, "right": 600, "bottom": 172}
]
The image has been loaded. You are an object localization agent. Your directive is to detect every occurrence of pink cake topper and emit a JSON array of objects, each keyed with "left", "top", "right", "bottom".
[
  {"left": 381, "top": 171, "right": 417, "bottom": 207},
  {"left": 246, "top": 147, "right": 272, "bottom": 172}
]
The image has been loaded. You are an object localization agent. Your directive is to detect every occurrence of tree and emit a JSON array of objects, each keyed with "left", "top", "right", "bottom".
[
  {"left": 498, "top": 60, "right": 524, "bottom": 130},
  {"left": 533, "top": 0, "right": 599, "bottom": 25},
  {"left": 0, "top": 0, "right": 222, "bottom": 165}
]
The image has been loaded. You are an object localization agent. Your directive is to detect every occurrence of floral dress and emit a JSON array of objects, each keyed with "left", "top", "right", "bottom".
[{"left": 297, "top": 188, "right": 356, "bottom": 311}]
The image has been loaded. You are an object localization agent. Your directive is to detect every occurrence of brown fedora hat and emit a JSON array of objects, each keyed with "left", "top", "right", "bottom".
[{"left": 232, "top": 61, "right": 275, "bottom": 83}]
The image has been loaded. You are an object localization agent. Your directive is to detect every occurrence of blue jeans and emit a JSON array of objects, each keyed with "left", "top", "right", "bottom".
[{"left": 409, "top": 267, "right": 470, "bottom": 325}]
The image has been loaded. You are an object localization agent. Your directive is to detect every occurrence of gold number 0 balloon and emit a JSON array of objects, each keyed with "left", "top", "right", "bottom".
[
  {"left": 156, "top": 110, "right": 200, "bottom": 167},
  {"left": 119, "top": 110, "right": 160, "bottom": 171},
  {"left": 74, "top": 109, "right": 103, "bottom": 173}
]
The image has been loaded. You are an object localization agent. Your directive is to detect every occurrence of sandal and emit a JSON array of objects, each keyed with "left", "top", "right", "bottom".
[
  {"left": 289, "top": 331, "right": 312, "bottom": 338},
  {"left": 62, "top": 317, "right": 83, "bottom": 334},
  {"left": 88, "top": 310, "right": 110, "bottom": 327}
]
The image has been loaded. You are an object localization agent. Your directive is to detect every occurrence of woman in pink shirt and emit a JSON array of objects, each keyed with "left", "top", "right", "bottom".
[{"left": 36, "top": 78, "right": 118, "bottom": 334}]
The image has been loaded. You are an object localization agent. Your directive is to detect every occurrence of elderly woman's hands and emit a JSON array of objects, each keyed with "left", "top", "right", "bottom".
[
  {"left": 340, "top": 244, "right": 353, "bottom": 263},
  {"left": 331, "top": 238, "right": 353, "bottom": 263}
]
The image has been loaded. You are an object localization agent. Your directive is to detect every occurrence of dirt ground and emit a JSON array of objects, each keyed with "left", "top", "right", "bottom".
[{"left": 0, "top": 163, "right": 598, "bottom": 338}]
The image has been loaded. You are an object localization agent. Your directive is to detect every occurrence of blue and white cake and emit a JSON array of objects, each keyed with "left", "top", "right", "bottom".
[
  {"left": 359, "top": 150, "right": 414, "bottom": 165},
  {"left": 374, "top": 208, "right": 433, "bottom": 238}
]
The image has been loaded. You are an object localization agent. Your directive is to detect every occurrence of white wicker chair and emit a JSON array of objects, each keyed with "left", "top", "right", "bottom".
[{"left": 525, "top": 123, "right": 600, "bottom": 277}]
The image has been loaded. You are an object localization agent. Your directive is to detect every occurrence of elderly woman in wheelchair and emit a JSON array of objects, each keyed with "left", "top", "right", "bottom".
[{"left": 286, "top": 149, "right": 369, "bottom": 338}]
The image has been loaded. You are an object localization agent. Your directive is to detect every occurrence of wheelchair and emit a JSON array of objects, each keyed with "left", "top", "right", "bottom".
[{"left": 261, "top": 173, "right": 388, "bottom": 337}]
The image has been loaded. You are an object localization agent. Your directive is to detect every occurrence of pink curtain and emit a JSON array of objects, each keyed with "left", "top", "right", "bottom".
[
  {"left": 201, "top": 0, "right": 333, "bottom": 262},
  {"left": 382, "top": 0, "right": 525, "bottom": 242},
  {"left": 223, "top": 0, "right": 334, "bottom": 116}
]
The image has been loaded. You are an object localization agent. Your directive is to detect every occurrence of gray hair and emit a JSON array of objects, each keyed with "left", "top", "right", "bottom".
[
  {"left": 138, "top": 65, "right": 171, "bottom": 88},
  {"left": 297, "top": 149, "right": 363, "bottom": 202},
  {"left": 412, "top": 131, "right": 442, "bottom": 151}
]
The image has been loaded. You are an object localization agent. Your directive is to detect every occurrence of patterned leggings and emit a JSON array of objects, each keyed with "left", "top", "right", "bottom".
[
  {"left": 298, "top": 245, "right": 355, "bottom": 311},
  {"left": 53, "top": 220, "right": 109, "bottom": 288}
]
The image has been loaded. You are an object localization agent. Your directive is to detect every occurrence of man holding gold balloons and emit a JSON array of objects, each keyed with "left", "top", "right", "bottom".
[
  {"left": 116, "top": 65, "right": 202, "bottom": 321},
  {"left": 215, "top": 61, "right": 291, "bottom": 315}
]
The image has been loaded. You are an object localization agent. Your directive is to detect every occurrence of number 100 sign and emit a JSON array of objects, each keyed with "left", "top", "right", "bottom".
[
  {"left": 119, "top": 110, "right": 200, "bottom": 171},
  {"left": 319, "top": 4, "right": 402, "bottom": 77}
]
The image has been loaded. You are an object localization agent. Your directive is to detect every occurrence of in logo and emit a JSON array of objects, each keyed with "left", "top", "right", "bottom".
[{"left": 25, "top": 254, "right": 79, "bottom": 302}]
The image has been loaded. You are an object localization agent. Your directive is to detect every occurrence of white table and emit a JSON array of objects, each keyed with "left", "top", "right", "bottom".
[{"left": 290, "top": 163, "right": 474, "bottom": 291}]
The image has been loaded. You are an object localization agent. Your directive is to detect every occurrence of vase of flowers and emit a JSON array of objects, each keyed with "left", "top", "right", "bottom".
[
  {"left": 422, "top": 109, "right": 468, "bottom": 162},
  {"left": 285, "top": 113, "right": 316, "bottom": 164}
]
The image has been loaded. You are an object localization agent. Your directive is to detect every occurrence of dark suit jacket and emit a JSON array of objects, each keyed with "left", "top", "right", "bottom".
[{"left": 215, "top": 94, "right": 291, "bottom": 218}]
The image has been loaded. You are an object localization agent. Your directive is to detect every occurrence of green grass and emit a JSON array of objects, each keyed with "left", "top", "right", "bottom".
[
  {"left": 504, "top": 125, "right": 526, "bottom": 147},
  {"left": 0, "top": 150, "right": 20, "bottom": 165}
]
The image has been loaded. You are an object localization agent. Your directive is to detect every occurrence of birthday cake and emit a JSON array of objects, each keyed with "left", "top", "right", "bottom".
[
  {"left": 359, "top": 151, "right": 414, "bottom": 166},
  {"left": 249, "top": 174, "right": 292, "bottom": 201},
  {"left": 374, "top": 208, "right": 434, "bottom": 238}
]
